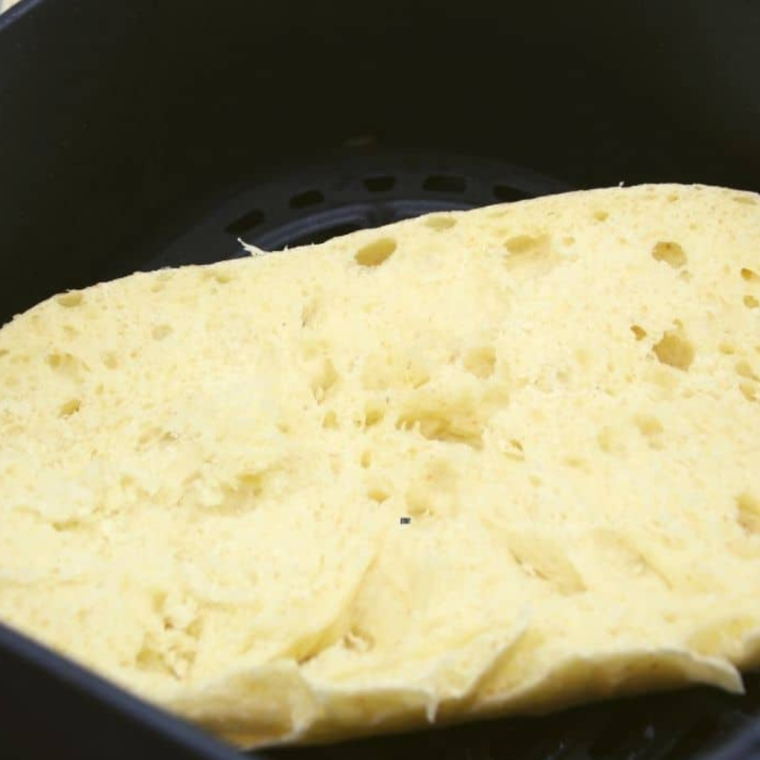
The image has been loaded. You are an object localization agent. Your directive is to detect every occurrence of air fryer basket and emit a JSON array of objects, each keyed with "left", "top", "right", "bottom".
[{"left": 1, "top": 1, "right": 760, "bottom": 759}]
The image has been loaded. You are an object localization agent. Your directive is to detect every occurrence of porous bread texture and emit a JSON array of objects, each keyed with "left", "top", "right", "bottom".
[{"left": 1, "top": 184, "right": 759, "bottom": 748}]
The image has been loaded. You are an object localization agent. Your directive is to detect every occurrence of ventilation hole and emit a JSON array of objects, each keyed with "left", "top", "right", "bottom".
[
  {"left": 151, "top": 325, "right": 173, "bottom": 341},
  {"left": 424, "top": 215, "right": 457, "bottom": 231},
  {"left": 593, "top": 210, "right": 609, "bottom": 222},
  {"left": 355, "top": 237, "right": 397, "bottom": 267},
  {"left": 735, "top": 361, "right": 759, "bottom": 381},
  {"left": 322, "top": 410, "right": 338, "bottom": 429},
  {"left": 631, "top": 325, "right": 647, "bottom": 341},
  {"left": 360, "top": 451, "right": 372, "bottom": 468},
  {"left": 225, "top": 208, "right": 265, "bottom": 235},
  {"left": 719, "top": 342, "right": 736, "bottom": 355},
  {"left": 363, "top": 176, "right": 396, "bottom": 192},
  {"left": 289, "top": 190, "right": 324, "bottom": 209},
  {"left": 214, "top": 272, "right": 234, "bottom": 284},
  {"left": 744, "top": 295, "right": 759, "bottom": 309},
  {"left": 740, "top": 382, "right": 758, "bottom": 403},
  {"left": 422, "top": 174, "right": 466, "bottom": 193},
  {"left": 368, "top": 489, "right": 390, "bottom": 503},
  {"left": 493, "top": 185, "right": 529, "bottom": 202},
  {"left": 652, "top": 241, "right": 687, "bottom": 269},
  {"left": 0, "top": 349, "right": 8, "bottom": 360},
  {"left": 102, "top": 352, "right": 119, "bottom": 369},
  {"left": 56, "top": 292, "right": 83, "bottom": 308},
  {"left": 363, "top": 407, "right": 384, "bottom": 428},
  {"left": 58, "top": 399, "right": 82, "bottom": 418},
  {"left": 462, "top": 346, "right": 496, "bottom": 379},
  {"left": 667, "top": 193, "right": 680, "bottom": 203},
  {"left": 741, "top": 268, "right": 760, "bottom": 283},
  {"left": 653, "top": 329, "right": 694, "bottom": 371},
  {"left": 736, "top": 493, "right": 760, "bottom": 535}
]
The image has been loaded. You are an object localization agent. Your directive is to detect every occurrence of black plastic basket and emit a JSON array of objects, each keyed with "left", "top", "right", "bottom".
[{"left": 1, "top": 1, "right": 759, "bottom": 758}]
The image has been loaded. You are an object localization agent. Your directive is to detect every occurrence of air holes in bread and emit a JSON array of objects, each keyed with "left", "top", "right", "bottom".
[
  {"left": 56, "top": 292, "right": 84, "bottom": 308},
  {"left": 503, "top": 234, "right": 559, "bottom": 276},
  {"left": 425, "top": 216, "right": 457, "bottom": 231},
  {"left": 311, "top": 359, "right": 339, "bottom": 402},
  {"left": 652, "top": 241, "right": 687, "bottom": 269},
  {"left": 58, "top": 399, "right": 82, "bottom": 418},
  {"left": 653, "top": 328, "right": 695, "bottom": 371},
  {"left": 736, "top": 493, "right": 760, "bottom": 535},
  {"left": 355, "top": 238, "right": 397, "bottom": 267},
  {"left": 463, "top": 346, "right": 496, "bottom": 379}
]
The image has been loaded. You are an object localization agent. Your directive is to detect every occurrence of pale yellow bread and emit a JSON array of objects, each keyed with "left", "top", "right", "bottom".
[{"left": 1, "top": 184, "right": 759, "bottom": 748}]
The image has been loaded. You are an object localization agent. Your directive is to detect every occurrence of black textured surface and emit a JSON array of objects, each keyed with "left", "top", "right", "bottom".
[{"left": 2, "top": 0, "right": 760, "bottom": 759}]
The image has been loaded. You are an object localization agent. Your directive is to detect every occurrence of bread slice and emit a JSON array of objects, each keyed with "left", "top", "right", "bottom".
[{"left": 1, "top": 184, "right": 759, "bottom": 748}]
